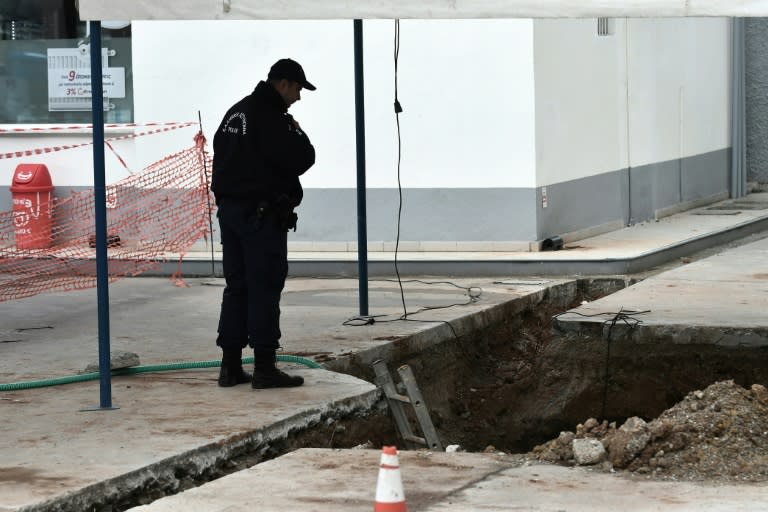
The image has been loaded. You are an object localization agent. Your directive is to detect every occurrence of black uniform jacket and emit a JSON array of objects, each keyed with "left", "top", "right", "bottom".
[{"left": 211, "top": 81, "right": 315, "bottom": 207}]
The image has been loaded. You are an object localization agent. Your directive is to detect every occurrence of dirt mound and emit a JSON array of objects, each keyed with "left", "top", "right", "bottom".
[{"left": 530, "top": 380, "right": 768, "bottom": 481}]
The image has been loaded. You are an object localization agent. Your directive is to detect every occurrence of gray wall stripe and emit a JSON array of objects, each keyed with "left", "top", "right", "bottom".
[{"left": 0, "top": 148, "right": 730, "bottom": 247}]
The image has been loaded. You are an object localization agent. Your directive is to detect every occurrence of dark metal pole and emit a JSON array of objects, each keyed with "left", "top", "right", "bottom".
[
  {"left": 198, "top": 111, "right": 216, "bottom": 276},
  {"left": 731, "top": 17, "right": 747, "bottom": 199},
  {"left": 354, "top": 19, "right": 369, "bottom": 316},
  {"left": 89, "top": 21, "right": 113, "bottom": 409}
]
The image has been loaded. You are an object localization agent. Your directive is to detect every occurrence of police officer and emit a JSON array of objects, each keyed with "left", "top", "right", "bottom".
[{"left": 211, "top": 58, "right": 316, "bottom": 388}]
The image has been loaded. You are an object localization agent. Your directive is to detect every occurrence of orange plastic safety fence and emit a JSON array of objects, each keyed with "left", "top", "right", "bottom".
[{"left": 0, "top": 132, "right": 214, "bottom": 302}]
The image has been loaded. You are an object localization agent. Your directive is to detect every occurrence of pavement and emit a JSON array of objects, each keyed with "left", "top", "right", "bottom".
[
  {"left": 129, "top": 449, "right": 767, "bottom": 512},
  {"left": 2, "top": 193, "right": 768, "bottom": 511},
  {"left": 554, "top": 233, "right": 768, "bottom": 345},
  {"left": 175, "top": 192, "right": 768, "bottom": 277}
]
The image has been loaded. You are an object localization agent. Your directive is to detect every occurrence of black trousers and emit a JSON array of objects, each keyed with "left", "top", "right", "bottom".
[{"left": 215, "top": 198, "right": 288, "bottom": 352}]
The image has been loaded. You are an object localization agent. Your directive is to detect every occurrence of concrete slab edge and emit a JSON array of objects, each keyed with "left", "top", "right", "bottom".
[
  {"left": 623, "top": 214, "right": 768, "bottom": 274},
  {"left": 142, "top": 214, "right": 768, "bottom": 277},
  {"left": 19, "top": 388, "right": 382, "bottom": 512},
  {"left": 554, "top": 319, "right": 768, "bottom": 347},
  {"left": 325, "top": 281, "right": 584, "bottom": 380}
]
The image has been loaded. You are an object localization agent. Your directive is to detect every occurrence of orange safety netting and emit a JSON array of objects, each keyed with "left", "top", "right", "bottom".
[{"left": 0, "top": 130, "right": 214, "bottom": 302}]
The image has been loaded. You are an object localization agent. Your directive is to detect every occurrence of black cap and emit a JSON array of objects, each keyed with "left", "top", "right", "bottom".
[{"left": 268, "top": 58, "right": 316, "bottom": 91}]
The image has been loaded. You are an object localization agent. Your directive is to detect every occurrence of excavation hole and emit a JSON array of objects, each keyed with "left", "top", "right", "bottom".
[{"left": 283, "top": 277, "right": 768, "bottom": 483}]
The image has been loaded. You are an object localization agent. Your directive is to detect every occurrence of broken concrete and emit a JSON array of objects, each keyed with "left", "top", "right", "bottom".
[{"left": 82, "top": 350, "right": 140, "bottom": 373}]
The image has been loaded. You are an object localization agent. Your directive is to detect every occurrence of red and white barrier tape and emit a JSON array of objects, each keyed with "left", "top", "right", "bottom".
[
  {"left": 0, "top": 122, "right": 199, "bottom": 160},
  {"left": 0, "top": 121, "right": 197, "bottom": 134},
  {"left": 104, "top": 140, "right": 131, "bottom": 173}
]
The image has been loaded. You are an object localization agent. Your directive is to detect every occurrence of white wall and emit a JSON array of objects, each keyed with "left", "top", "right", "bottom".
[
  {"left": 626, "top": 17, "right": 730, "bottom": 167},
  {"left": 131, "top": 19, "right": 537, "bottom": 189},
  {"left": 533, "top": 17, "right": 730, "bottom": 187},
  {"left": 131, "top": 20, "right": 352, "bottom": 180},
  {"left": 359, "top": 19, "right": 536, "bottom": 188},
  {"left": 1, "top": 19, "right": 538, "bottom": 191},
  {"left": 534, "top": 18, "right": 628, "bottom": 187}
]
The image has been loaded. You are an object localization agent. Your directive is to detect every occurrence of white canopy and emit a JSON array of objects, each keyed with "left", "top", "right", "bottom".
[{"left": 77, "top": 0, "right": 768, "bottom": 20}]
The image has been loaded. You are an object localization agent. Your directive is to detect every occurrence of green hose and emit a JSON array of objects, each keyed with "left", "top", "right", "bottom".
[{"left": 0, "top": 355, "right": 323, "bottom": 392}]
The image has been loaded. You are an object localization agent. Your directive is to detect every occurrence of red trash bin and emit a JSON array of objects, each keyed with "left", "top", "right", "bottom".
[{"left": 10, "top": 163, "right": 54, "bottom": 250}]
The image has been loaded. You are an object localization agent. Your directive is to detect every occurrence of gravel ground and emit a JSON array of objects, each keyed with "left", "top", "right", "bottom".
[{"left": 530, "top": 380, "right": 768, "bottom": 482}]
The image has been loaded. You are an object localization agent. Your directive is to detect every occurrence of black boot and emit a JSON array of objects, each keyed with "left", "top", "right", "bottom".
[
  {"left": 218, "top": 348, "right": 252, "bottom": 387},
  {"left": 252, "top": 349, "right": 304, "bottom": 389}
]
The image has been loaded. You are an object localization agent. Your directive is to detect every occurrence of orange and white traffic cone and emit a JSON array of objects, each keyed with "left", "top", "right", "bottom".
[{"left": 374, "top": 445, "right": 407, "bottom": 512}]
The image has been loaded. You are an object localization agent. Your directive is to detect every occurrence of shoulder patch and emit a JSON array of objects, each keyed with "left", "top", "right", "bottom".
[{"left": 222, "top": 112, "right": 247, "bottom": 135}]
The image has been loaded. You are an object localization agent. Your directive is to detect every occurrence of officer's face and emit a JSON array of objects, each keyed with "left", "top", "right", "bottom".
[{"left": 278, "top": 80, "right": 303, "bottom": 107}]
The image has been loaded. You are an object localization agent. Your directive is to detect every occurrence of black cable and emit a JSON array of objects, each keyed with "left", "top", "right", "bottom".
[
  {"left": 394, "top": 20, "right": 402, "bottom": 114},
  {"left": 345, "top": 315, "right": 460, "bottom": 339},
  {"left": 341, "top": 22, "right": 478, "bottom": 340},
  {"left": 337, "top": 22, "right": 483, "bottom": 339},
  {"left": 553, "top": 307, "right": 649, "bottom": 417},
  {"left": 343, "top": 314, "right": 388, "bottom": 326},
  {"left": 341, "top": 278, "right": 481, "bottom": 340},
  {"left": 378, "top": 278, "right": 482, "bottom": 300},
  {"left": 289, "top": 275, "right": 483, "bottom": 305},
  {"left": 343, "top": 279, "right": 482, "bottom": 314},
  {"left": 597, "top": 308, "right": 647, "bottom": 418},
  {"left": 393, "top": 19, "right": 407, "bottom": 320},
  {"left": 552, "top": 308, "right": 650, "bottom": 320}
]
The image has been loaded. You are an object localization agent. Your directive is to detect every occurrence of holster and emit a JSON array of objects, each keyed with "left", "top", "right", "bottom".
[{"left": 274, "top": 195, "right": 298, "bottom": 232}]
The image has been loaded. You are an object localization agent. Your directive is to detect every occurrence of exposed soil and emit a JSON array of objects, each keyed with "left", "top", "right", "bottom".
[
  {"left": 530, "top": 380, "right": 768, "bottom": 482},
  {"left": 369, "top": 278, "right": 768, "bottom": 488},
  {"left": 301, "top": 277, "right": 768, "bottom": 486},
  {"left": 377, "top": 278, "right": 768, "bottom": 462}
]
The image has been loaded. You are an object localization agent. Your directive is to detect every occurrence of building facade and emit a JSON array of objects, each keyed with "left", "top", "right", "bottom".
[{"left": 0, "top": 3, "right": 740, "bottom": 252}]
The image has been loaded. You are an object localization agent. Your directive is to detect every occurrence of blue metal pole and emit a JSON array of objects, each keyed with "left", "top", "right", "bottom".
[
  {"left": 353, "top": 19, "right": 369, "bottom": 316},
  {"left": 88, "top": 21, "right": 113, "bottom": 408}
]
